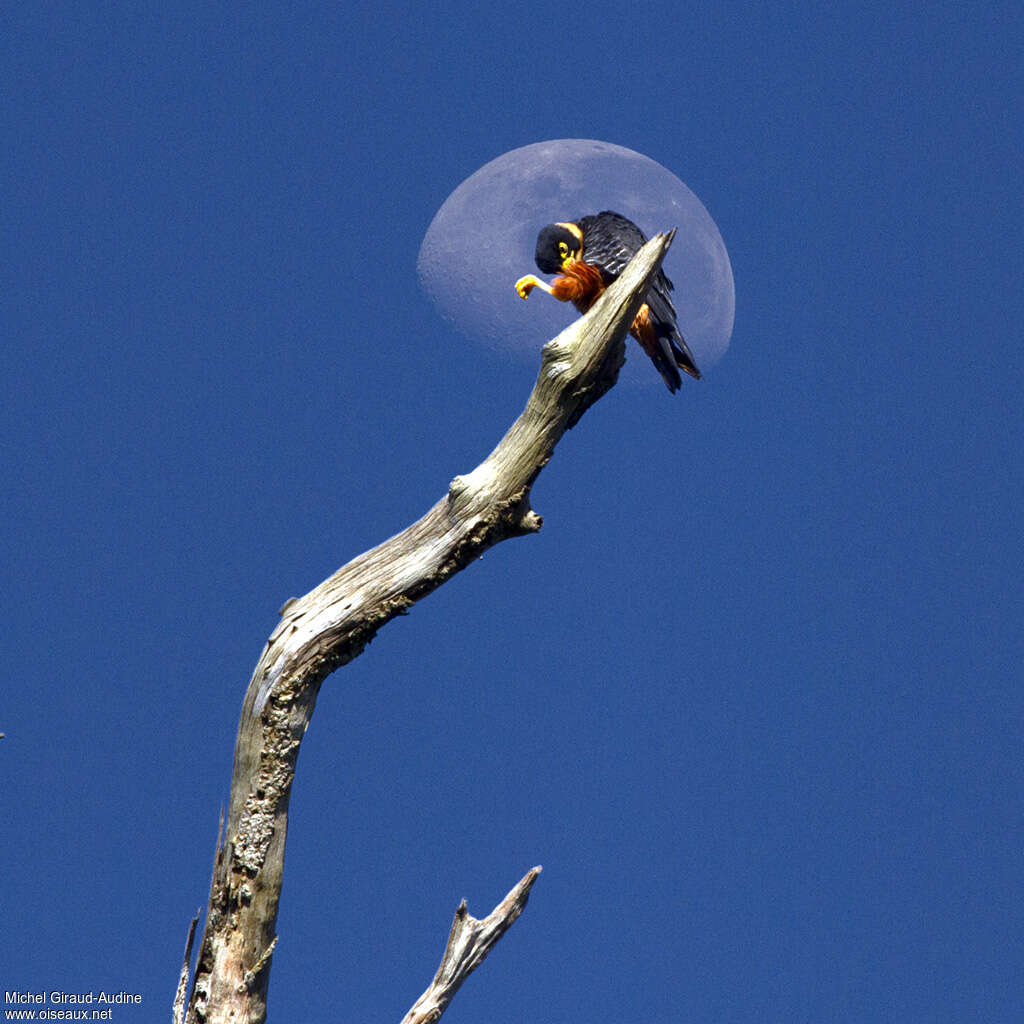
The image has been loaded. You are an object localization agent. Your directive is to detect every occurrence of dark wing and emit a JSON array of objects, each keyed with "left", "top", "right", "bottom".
[
  {"left": 577, "top": 212, "right": 647, "bottom": 277},
  {"left": 578, "top": 210, "right": 700, "bottom": 382},
  {"left": 578, "top": 210, "right": 679, "bottom": 322}
]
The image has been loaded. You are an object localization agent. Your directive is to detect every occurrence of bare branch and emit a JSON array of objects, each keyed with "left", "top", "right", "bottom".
[
  {"left": 173, "top": 912, "right": 199, "bottom": 1024},
  {"left": 182, "top": 232, "right": 675, "bottom": 1024},
  {"left": 401, "top": 867, "right": 543, "bottom": 1024}
]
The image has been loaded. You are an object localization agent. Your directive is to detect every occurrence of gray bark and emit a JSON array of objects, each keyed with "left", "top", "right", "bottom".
[{"left": 179, "top": 231, "right": 675, "bottom": 1024}]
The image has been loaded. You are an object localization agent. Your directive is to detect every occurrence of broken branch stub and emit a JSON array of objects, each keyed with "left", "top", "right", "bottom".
[{"left": 401, "top": 867, "right": 542, "bottom": 1024}]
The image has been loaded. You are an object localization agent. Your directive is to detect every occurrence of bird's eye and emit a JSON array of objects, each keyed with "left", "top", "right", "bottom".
[{"left": 558, "top": 241, "right": 570, "bottom": 259}]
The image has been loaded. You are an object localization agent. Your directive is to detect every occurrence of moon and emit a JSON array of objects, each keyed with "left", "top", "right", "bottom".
[{"left": 417, "top": 139, "right": 734, "bottom": 379}]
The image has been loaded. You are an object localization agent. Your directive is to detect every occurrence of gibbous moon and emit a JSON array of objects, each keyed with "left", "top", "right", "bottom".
[{"left": 418, "top": 139, "right": 734, "bottom": 376}]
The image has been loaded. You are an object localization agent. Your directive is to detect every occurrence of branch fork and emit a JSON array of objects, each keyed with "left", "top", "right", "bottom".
[{"left": 401, "top": 867, "right": 542, "bottom": 1024}]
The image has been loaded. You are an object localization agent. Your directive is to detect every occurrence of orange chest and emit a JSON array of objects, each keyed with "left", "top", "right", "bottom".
[{"left": 551, "top": 259, "right": 607, "bottom": 312}]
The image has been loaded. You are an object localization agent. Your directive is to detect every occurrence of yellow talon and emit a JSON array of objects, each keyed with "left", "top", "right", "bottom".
[{"left": 515, "top": 275, "right": 539, "bottom": 300}]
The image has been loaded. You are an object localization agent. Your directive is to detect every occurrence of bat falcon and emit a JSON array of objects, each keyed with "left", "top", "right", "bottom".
[{"left": 515, "top": 210, "right": 701, "bottom": 392}]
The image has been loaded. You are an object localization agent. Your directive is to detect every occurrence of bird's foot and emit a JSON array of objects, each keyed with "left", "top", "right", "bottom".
[{"left": 515, "top": 274, "right": 550, "bottom": 300}]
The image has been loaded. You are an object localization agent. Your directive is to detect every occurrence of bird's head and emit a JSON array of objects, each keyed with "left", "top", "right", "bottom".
[{"left": 534, "top": 222, "right": 583, "bottom": 274}]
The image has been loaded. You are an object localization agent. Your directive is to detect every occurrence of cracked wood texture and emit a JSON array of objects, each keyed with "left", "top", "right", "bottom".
[{"left": 182, "top": 231, "right": 675, "bottom": 1024}]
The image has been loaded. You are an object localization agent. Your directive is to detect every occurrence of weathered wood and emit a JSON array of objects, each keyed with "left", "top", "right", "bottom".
[
  {"left": 182, "top": 231, "right": 675, "bottom": 1024},
  {"left": 401, "top": 867, "right": 542, "bottom": 1024},
  {"left": 173, "top": 912, "right": 199, "bottom": 1024}
]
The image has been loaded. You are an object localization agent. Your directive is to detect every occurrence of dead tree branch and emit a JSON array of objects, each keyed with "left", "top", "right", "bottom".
[
  {"left": 401, "top": 867, "right": 543, "bottom": 1024},
  {"left": 181, "top": 231, "right": 676, "bottom": 1024}
]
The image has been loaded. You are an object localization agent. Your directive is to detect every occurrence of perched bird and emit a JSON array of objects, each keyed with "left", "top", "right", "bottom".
[{"left": 515, "top": 210, "right": 701, "bottom": 392}]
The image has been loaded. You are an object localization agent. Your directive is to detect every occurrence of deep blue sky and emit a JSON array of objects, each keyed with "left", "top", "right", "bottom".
[{"left": 3, "top": 3, "right": 1021, "bottom": 1021}]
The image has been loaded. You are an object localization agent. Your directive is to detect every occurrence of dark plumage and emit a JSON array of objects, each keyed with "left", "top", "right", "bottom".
[{"left": 515, "top": 210, "right": 701, "bottom": 392}]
